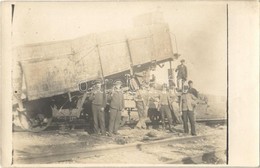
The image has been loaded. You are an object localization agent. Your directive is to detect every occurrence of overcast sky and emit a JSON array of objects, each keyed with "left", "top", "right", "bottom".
[{"left": 12, "top": 2, "right": 227, "bottom": 96}]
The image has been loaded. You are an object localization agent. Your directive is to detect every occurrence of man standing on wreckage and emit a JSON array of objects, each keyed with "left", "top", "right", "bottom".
[{"left": 175, "top": 59, "right": 188, "bottom": 90}]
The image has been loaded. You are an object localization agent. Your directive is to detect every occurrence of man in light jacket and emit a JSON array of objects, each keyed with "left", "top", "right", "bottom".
[{"left": 180, "top": 85, "right": 198, "bottom": 136}]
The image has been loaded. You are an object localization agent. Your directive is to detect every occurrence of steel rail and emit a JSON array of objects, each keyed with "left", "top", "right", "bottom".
[
  {"left": 15, "top": 134, "right": 214, "bottom": 164},
  {"left": 13, "top": 118, "right": 226, "bottom": 132}
]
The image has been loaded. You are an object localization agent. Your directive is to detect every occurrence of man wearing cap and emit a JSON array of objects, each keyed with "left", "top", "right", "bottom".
[
  {"left": 89, "top": 80, "right": 107, "bottom": 136},
  {"left": 180, "top": 84, "right": 198, "bottom": 136},
  {"left": 158, "top": 84, "right": 174, "bottom": 132},
  {"left": 175, "top": 59, "right": 188, "bottom": 90},
  {"left": 108, "top": 80, "right": 125, "bottom": 136}
]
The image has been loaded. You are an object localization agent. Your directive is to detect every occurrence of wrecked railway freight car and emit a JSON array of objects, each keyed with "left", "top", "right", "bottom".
[
  {"left": 12, "top": 16, "right": 178, "bottom": 131},
  {"left": 13, "top": 23, "right": 174, "bottom": 100}
]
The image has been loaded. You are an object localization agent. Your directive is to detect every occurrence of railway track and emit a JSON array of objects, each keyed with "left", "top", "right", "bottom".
[
  {"left": 14, "top": 133, "right": 226, "bottom": 164},
  {"left": 13, "top": 118, "right": 227, "bottom": 132},
  {"left": 196, "top": 118, "right": 227, "bottom": 125}
]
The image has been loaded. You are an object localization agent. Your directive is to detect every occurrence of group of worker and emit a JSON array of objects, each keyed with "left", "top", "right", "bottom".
[
  {"left": 89, "top": 80, "right": 125, "bottom": 137},
  {"left": 88, "top": 59, "right": 199, "bottom": 137},
  {"left": 133, "top": 79, "right": 198, "bottom": 136}
]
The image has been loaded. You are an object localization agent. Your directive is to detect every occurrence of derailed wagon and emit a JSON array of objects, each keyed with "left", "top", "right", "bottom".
[{"left": 12, "top": 12, "right": 180, "bottom": 132}]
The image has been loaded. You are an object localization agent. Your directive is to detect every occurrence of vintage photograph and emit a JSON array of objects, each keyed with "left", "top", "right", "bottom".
[{"left": 10, "top": 2, "right": 227, "bottom": 165}]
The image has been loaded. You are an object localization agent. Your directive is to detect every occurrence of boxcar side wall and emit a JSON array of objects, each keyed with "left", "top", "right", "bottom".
[{"left": 13, "top": 23, "right": 174, "bottom": 101}]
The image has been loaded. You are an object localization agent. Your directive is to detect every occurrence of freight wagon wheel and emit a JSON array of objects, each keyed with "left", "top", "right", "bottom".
[
  {"left": 148, "top": 108, "right": 161, "bottom": 123},
  {"left": 17, "top": 99, "right": 54, "bottom": 132},
  {"left": 18, "top": 111, "right": 53, "bottom": 132}
]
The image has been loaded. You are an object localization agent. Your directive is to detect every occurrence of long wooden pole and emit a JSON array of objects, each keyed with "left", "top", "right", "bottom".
[
  {"left": 96, "top": 44, "right": 105, "bottom": 81},
  {"left": 96, "top": 45, "right": 107, "bottom": 105},
  {"left": 126, "top": 39, "right": 134, "bottom": 76}
]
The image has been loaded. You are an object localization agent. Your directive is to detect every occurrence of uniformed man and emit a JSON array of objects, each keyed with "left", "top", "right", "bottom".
[
  {"left": 175, "top": 59, "right": 188, "bottom": 90},
  {"left": 180, "top": 85, "right": 198, "bottom": 136},
  {"left": 89, "top": 80, "right": 107, "bottom": 136},
  {"left": 158, "top": 84, "right": 174, "bottom": 132},
  {"left": 108, "top": 80, "right": 125, "bottom": 136}
]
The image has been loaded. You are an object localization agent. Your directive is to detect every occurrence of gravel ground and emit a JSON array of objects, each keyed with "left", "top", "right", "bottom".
[
  {"left": 64, "top": 124, "right": 226, "bottom": 164},
  {"left": 13, "top": 122, "right": 227, "bottom": 164}
]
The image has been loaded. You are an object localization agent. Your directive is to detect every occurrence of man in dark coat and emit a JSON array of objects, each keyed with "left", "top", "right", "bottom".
[
  {"left": 188, "top": 80, "right": 198, "bottom": 98},
  {"left": 89, "top": 80, "right": 107, "bottom": 136},
  {"left": 175, "top": 59, "right": 188, "bottom": 90},
  {"left": 108, "top": 80, "right": 125, "bottom": 136}
]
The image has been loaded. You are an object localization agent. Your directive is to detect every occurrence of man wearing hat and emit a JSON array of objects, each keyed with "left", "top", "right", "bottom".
[
  {"left": 89, "top": 80, "right": 107, "bottom": 135},
  {"left": 180, "top": 84, "right": 198, "bottom": 136},
  {"left": 175, "top": 59, "right": 188, "bottom": 90},
  {"left": 108, "top": 80, "right": 125, "bottom": 136},
  {"left": 158, "top": 83, "right": 175, "bottom": 132}
]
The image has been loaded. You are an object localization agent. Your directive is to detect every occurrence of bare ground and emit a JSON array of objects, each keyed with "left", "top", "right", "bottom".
[{"left": 13, "top": 122, "right": 227, "bottom": 164}]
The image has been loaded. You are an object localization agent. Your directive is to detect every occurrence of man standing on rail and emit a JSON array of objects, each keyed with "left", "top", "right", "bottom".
[
  {"left": 89, "top": 80, "right": 107, "bottom": 136},
  {"left": 158, "top": 84, "right": 174, "bottom": 132},
  {"left": 180, "top": 85, "right": 198, "bottom": 136},
  {"left": 108, "top": 80, "right": 125, "bottom": 136},
  {"left": 175, "top": 59, "right": 188, "bottom": 90}
]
